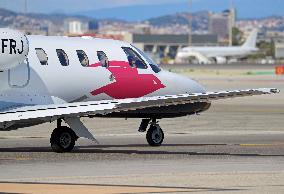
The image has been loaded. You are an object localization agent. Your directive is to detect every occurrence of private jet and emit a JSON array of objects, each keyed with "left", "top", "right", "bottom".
[{"left": 0, "top": 28, "right": 279, "bottom": 152}]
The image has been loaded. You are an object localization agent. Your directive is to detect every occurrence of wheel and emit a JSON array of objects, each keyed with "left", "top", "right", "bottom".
[
  {"left": 50, "top": 126, "right": 77, "bottom": 153},
  {"left": 146, "top": 125, "right": 164, "bottom": 147}
]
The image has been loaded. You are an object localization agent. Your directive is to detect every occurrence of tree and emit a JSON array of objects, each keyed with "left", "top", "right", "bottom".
[{"left": 232, "top": 27, "right": 243, "bottom": 46}]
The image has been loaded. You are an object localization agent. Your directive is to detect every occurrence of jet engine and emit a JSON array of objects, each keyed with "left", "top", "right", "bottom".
[
  {"left": 214, "top": 57, "right": 227, "bottom": 64},
  {"left": 0, "top": 28, "right": 29, "bottom": 70}
]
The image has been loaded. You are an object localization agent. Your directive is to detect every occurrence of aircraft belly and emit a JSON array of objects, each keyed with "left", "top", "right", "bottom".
[{"left": 97, "top": 102, "right": 211, "bottom": 118}]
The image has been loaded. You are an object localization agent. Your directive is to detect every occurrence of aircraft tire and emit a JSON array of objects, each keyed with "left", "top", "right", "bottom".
[
  {"left": 50, "top": 126, "right": 76, "bottom": 153},
  {"left": 146, "top": 125, "right": 164, "bottom": 147}
]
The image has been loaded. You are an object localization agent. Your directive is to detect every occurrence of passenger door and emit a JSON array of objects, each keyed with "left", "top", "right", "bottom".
[{"left": 8, "top": 58, "right": 30, "bottom": 88}]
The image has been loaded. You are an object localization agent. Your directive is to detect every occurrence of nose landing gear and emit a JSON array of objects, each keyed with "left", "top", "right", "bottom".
[
  {"left": 139, "top": 119, "right": 164, "bottom": 147},
  {"left": 146, "top": 123, "right": 164, "bottom": 146}
]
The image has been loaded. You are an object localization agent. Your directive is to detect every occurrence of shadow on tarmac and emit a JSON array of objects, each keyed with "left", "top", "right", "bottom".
[
  {"left": 0, "top": 144, "right": 283, "bottom": 157},
  {"left": 0, "top": 181, "right": 245, "bottom": 193}
]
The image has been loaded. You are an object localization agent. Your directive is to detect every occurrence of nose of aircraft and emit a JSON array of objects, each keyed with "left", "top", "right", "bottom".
[{"left": 157, "top": 70, "right": 206, "bottom": 95}]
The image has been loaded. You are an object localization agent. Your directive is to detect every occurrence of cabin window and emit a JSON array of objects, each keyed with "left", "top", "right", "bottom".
[
  {"left": 97, "top": 51, "right": 109, "bottom": 68},
  {"left": 122, "top": 47, "right": 147, "bottom": 69},
  {"left": 35, "top": 48, "right": 48, "bottom": 65},
  {"left": 76, "top": 50, "right": 89, "bottom": 67},
  {"left": 56, "top": 49, "right": 69, "bottom": 66}
]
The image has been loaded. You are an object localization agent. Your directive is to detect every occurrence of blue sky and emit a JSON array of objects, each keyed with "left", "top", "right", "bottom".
[
  {"left": 1, "top": 0, "right": 178, "bottom": 13},
  {"left": 0, "top": 0, "right": 282, "bottom": 20}
]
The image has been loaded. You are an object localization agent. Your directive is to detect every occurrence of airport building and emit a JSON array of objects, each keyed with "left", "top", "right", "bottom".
[
  {"left": 275, "top": 42, "right": 284, "bottom": 59},
  {"left": 124, "top": 33, "right": 218, "bottom": 58}
]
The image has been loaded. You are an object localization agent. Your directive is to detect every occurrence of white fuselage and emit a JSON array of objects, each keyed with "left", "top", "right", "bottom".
[
  {"left": 0, "top": 35, "right": 206, "bottom": 112},
  {"left": 176, "top": 45, "right": 258, "bottom": 61},
  {"left": 185, "top": 46, "right": 258, "bottom": 58}
]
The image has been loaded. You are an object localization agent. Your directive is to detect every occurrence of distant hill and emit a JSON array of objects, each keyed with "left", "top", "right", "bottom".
[
  {"left": 146, "top": 11, "right": 209, "bottom": 31},
  {"left": 0, "top": 7, "right": 283, "bottom": 34},
  {"left": 77, "top": 0, "right": 284, "bottom": 21},
  {"left": 0, "top": 8, "right": 82, "bottom": 22},
  {"left": 0, "top": 8, "right": 16, "bottom": 17},
  {"left": 0, "top": 8, "right": 96, "bottom": 27},
  {"left": 78, "top": 3, "right": 189, "bottom": 21}
]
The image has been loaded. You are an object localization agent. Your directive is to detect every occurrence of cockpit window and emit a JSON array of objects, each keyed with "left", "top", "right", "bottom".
[
  {"left": 35, "top": 48, "right": 48, "bottom": 65},
  {"left": 76, "top": 50, "right": 89, "bottom": 67},
  {"left": 56, "top": 49, "right": 69, "bottom": 66},
  {"left": 97, "top": 51, "right": 109, "bottom": 68},
  {"left": 122, "top": 47, "right": 147, "bottom": 69},
  {"left": 131, "top": 45, "right": 161, "bottom": 73}
]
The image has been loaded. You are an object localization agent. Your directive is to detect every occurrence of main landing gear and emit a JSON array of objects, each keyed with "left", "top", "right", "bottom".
[
  {"left": 139, "top": 119, "right": 164, "bottom": 147},
  {"left": 50, "top": 119, "right": 78, "bottom": 153},
  {"left": 49, "top": 118, "right": 164, "bottom": 153}
]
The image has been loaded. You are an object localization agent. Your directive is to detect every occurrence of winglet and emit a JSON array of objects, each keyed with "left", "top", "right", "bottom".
[
  {"left": 270, "top": 88, "right": 280, "bottom": 94},
  {"left": 258, "top": 88, "right": 280, "bottom": 94}
]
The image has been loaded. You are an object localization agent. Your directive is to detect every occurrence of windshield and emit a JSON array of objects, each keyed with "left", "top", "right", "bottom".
[{"left": 131, "top": 45, "right": 161, "bottom": 73}]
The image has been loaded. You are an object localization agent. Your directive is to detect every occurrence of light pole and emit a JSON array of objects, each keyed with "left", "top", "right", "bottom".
[
  {"left": 24, "top": 0, "right": 28, "bottom": 14},
  {"left": 188, "top": 0, "right": 192, "bottom": 46}
]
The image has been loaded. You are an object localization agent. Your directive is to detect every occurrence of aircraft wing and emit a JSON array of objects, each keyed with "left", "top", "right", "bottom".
[{"left": 0, "top": 88, "right": 279, "bottom": 127}]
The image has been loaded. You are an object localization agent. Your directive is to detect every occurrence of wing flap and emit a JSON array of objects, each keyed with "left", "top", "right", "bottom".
[{"left": 0, "top": 88, "right": 279, "bottom": 125}]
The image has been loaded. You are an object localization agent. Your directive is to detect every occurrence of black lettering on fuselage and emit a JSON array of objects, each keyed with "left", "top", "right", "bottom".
[
  {"left": 1, "top": 39, "right": 8, "bottom": 54},
  {"left": 1, "top": 39, "right": 25, "bottom": 55},
  {"left": 17, "top": 40, "right": 24, "bottom": 54},
  {"left": 9, "top": 39, "right": 17, "bottom": 54}
]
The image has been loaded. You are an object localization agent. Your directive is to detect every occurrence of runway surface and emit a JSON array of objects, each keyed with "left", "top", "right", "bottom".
[
  {"left": 0, "top": 64, "right": 283, "bottom": 193},
  {"left": 0, "top": 134, "right": 284, "bottom": 194}
]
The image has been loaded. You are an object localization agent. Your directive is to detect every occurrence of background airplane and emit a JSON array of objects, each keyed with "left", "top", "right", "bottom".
[
  {"left": 175, "top": 29, "right": 258, "bottom": 64},
  {"left": 0, "top": 28, "right": 278, "bottom": 153}
]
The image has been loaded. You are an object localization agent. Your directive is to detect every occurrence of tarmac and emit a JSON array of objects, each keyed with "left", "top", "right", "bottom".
[{"left": 0, "top": 63, "right": 283, "bottom": 194}]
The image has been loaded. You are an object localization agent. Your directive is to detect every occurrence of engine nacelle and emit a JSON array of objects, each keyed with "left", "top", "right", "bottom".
[
  {"left": 0, "top": 28, "right": 29, "bottom": 70},
  {"left": 214, "top": 57, "right": 227, "bottom": 64}
]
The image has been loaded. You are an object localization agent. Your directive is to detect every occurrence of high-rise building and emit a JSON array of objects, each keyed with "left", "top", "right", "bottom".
[
  {"left": 64, "top": 19, "right": 89, "bottom": 35},
  {"left": 228, "top": 8, "right": 236, "bottom": 45},
  {"left": 209, "top": 8, "right": 236, "bottom": 44},
  {"left": 88, "top": 20, "right": 99, "bottom": 33}
]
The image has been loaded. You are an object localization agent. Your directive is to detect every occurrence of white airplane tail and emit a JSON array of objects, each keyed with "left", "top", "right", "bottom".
[{"left": 242, "top": 29, "right": 258, "bottom": 48}]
